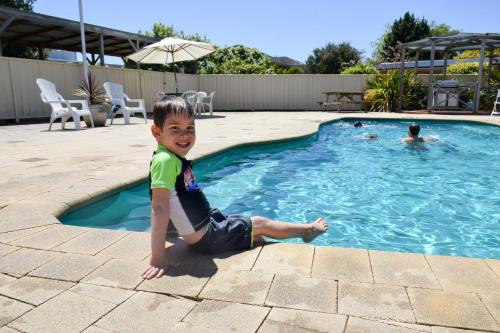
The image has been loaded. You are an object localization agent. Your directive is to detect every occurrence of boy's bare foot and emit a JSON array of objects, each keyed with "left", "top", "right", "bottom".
[{"left": 302, "top": 218, "right": 328, "bottom": 243}]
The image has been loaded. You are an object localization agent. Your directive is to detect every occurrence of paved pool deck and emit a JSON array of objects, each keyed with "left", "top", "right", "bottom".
[{"left": 0, "top": 111, "right": 499, "bottom": 333}]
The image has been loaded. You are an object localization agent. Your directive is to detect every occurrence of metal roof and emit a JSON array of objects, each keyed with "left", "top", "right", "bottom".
[
  {"left": 375, "top": 57, "right": 500, "bottom": 69},
  {"left": 400, "top": 33, "right": 500, "bottom": 51},
  {"left": 0, "top": 6, "right": 158, "bottom": 58},
  {"left": 269, "top": 56, "right": 305, "bottom": 67}
]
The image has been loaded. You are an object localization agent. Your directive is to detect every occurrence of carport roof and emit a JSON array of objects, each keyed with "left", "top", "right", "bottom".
[{"left": 0, "top": 6, "right": 158, "bottom": 57}]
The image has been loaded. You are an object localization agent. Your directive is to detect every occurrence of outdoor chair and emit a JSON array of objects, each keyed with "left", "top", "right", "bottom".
[
  {"left": 36, "top": 78, "right": 94, "bottom": 131},
  {"left": 492, "top": 89, "right": 500, "bottom": 116},
  {"left": 199, "top": 91, "right": 215, "bottom": 116},
  {"left": 180, "top": 90, "right": 198, "bottom": 113},
  {"left": 103, "top": 82, "right": 147, "bottom": 124}
]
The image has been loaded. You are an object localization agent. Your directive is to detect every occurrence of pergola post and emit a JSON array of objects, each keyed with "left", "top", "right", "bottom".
[
  {"left": 397, "top": 46, "right": 406, "bottom": 112},
  {"left": 414, "top": 50, "right": 420, "bottom": 73},
  {"left": 443, "top": 50, "right": 449, "bottom": 79},
  {"left": 427, "top": 39, "right": 436, "bottom": 112},
  {"left": 474, "top": 38, "right": 486, "bottom": 113},
  {"left": 99, "top": 32, "right": 105, "bottom": 66},
  {"left": 487, "top": 47, "right": 493, "bottom": 85}
]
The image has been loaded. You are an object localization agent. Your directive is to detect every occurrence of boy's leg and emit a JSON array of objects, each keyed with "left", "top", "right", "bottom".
[{"left": 251, "top": 216, "right": 328, "bottom": 243}]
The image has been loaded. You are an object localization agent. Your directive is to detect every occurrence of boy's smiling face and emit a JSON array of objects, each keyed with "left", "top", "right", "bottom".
[{"left": 152, "top": 113, "right": 196, "bottom": 157}]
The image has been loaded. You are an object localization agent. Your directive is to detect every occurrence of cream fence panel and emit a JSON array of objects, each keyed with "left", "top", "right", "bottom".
[{"left": 0, "top": 58, "right": 15, "bottom": 119}]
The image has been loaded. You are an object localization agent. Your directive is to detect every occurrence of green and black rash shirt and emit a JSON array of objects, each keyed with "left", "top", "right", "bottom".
[{"left": 149, "top": 144, "right": 212, "bottom": 236}]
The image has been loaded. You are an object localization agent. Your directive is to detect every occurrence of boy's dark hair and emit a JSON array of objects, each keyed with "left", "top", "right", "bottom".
[
  {"left": 153, "top": 97, "right": 194, "bottom": 128},
  {"left": 409, "top": 123, "right": 420, "bottom": 136},
  {"left": 354, "top": 121, "right": 363, "bottom": 128}
]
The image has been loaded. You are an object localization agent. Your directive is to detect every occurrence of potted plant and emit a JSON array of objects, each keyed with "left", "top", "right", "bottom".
[{"left": 73, "top": 71, "right": 108, "bottom": 127}]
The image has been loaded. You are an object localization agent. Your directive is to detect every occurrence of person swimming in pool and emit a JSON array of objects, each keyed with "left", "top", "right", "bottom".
[{"left": 401, "top": 123, "right": 429, "bottom": 143}]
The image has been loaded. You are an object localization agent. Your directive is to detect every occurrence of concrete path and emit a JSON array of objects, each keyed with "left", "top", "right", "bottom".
[{"left": 1, "top": 112, "right": 499, "bottom": 333}]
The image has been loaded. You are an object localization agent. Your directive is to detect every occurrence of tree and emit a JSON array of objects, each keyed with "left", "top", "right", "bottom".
[
  {"left": 0, "top": 0, "right": 47, "bottom": 59},
  {"left": 0, "top": 0, "right": 35, "bottom": 11},
  {"left": 373, "top": 12, "right": 431, "bottom": 63},
  {"left": 305, "top": 42, "right": 361, "bottom": 74},
  {"left": 197, "top": 45, "right": 274, "bottom": 74},
  {"left": 430, "top": 22, "right": 460, "bottom": 37}
]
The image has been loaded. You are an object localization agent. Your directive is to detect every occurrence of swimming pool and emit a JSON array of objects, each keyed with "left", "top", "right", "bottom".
[{"left": 60, "top": 119, "right": 500, "bottom": 259}]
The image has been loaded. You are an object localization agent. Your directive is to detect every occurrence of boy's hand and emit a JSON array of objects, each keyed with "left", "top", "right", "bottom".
[{"left": 141, "top": 256, "right": 178, "bottom": 280}]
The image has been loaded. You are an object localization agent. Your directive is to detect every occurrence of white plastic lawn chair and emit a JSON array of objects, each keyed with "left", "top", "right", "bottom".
[
  {"left": 103, "top": 82, "right": 147, "bottom": 124},
  {"left": 180, "top": 90, "right": 198, "bottom": 113},
  {"left": 36, "top": 78, "right": 94, "bottom": 131},
  {"left": 492, "top": 89, "right": 500, "bottom": 116},
  {"left": 199, "top": 91, "right": 215, "bottom": 116}
]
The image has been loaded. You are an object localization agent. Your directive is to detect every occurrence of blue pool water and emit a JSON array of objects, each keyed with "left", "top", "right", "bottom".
[{"left": 61, "top": 120, "right": 500, "bottom": 259}]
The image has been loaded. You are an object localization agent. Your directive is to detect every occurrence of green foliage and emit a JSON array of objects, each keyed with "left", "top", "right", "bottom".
[
  {"left": 273, "top": 65, "right": 305, "bottom": 74},
  {"left": 480, "top": 74, "right": 500, "bottom": 111},
  {"left": 373, "top": 12, "right": 431, "bottom": 63},
  {"left": 197, "top": 45, "right": 274, "bottom": 74},
  {"left": 365, "top": 70, "right": 426, "bottom": 112},
  {"left": 447, "top": 62, "right": 485, "bottom": 74},
  {"left": 305, "top": 42, "right": 361, "bottom": 74},
  {"left": 429, "top": 22, "right": 460, "bottom": 37},
  {"left": 454, "top": 49, "right": 500, "bottom": 60},
  {"left": 0, "top": 0, "right": 35, "bottom": 11},
  {"left": 341, "top": 63, "right": 379, "bottom": 74}
]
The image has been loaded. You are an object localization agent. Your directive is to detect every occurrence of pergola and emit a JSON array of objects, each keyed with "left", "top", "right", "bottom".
[
  {"left": 0, "top": 6, "right": 158, "bottom": 65},
  {"left": 397, "top": 33, "right": 500, "bottom": 112}
]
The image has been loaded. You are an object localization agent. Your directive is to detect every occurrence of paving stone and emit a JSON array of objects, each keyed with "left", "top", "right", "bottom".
[
  {"left": 53, "top": 229, "right": 129, "bottom": 255},
  {"left": 183, "top": 299, "right": 269, "bottom": 333},
  {"left": 0, "top": 214, "right": 59, "bottom": 233},
  {"left": 0, "top": 243, "right": 18, "bottom": 257},
  {"left": 370, "top": 250, "right": 441, "bottom": 289},
  {"left": 338, "top": 281, "right": 415, "bottom": 322},
  {"left": 199, "top": 270, "right": 273, "bottom": 305},
  {"left": 137, "top": 265, "right": 211, "bottom": 298},
  {"left": 0, "top": 248, "right": 59, "bottom": 277},
  {"left": 97, "top": 231, "right": 151, "bottom": 260},
  {"left": 30, "top": 190, "right": 91, "bottom": 208},
  {"left": 431, "top": 327, "right": 484, "bottom": 332},
  {"left": 485, "top": 259, "right": 500, "bottom": 278},
  {"left": 407, "top": 288, "right": 498, "bottom": 331},
  {"left": 345, "top": 317, "right": 430, "bottom": 333},
  {"left": 198, "top": 245, "right": 262, "bottom": 271},
  {"left": 252, "top": 243, "right": 314, "bottom": 276},
  {"left": 0, "top": 276, "right": 74, "bottom": 306},
  {"left": 70, "top": 283, "right": 135, "bottom": 304},
  {"left": 9, "top": 291, "right": 115, "bottom": 333},
  {"left": 82, "top": 258, "right": 148, "bottom": 289},
  {"left": 0, "top": 273, "right": 16, "bottom": 287},
  {"left": 0, "top": 225, "right": 53, "bottom": 243},
  {"left": 170, "top": 322, "right": 220, "bottom": 333},
  {"left": 0, "top": 326, "right": 20, "bottom": 333},
  {"left": 82, "top": 326, "right": 113, "bottom": 333},
  {"left": 0, "top": 295, "right": 34, "bottom": 326},
  {"left": 312, "top": 246, "right": 373, "bottom": 282},
  {"left": 10, "top": 225, "right": 89, "bottom": 250},
  {"left": 425, "top": 255, "right": 500, "bottom": 294},
  {"left": 95, "top": 291, "right": 196, "bottom": 332},
  {"left": 259, "top": 307, "right": 347, "bottom": 333},
  {"left": 265, "top": 274, "right": 337, "bottom": 313},
  {"left": 478, "top": 294, "right": 500, "bottom": 323},
  {"left": 29, "top": 253, "right": 108, "bottom": 282}
]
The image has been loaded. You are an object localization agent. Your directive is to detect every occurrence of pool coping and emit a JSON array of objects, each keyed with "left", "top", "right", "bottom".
[{"left": 1, "top": 111, "right": 499, "bottom": 332}]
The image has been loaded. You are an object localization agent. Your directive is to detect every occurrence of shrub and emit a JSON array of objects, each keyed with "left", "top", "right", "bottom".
[
  {"left": 365, "top": 70, "right": 426, "bottom": 112},
  {"left": 480, "top": 74, "right": 500, "bottom": 111},
  {"left": 447, "top": 62, "right": 486, "bottom": 74},
  {"left": 341, "top": 63, "right": 379, "bottom": 74}
]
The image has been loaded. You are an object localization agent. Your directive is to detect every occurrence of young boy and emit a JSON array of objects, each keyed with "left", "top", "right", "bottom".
[
  {"left": 401, "top": 122, "right": 429, "bottom": 143},
  {"left": 142, "top": 98, "right": 328, "bottom": 280}
]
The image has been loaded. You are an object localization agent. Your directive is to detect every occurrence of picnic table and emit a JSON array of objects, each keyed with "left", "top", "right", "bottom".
[{"left": 318, "top": 91, "right": 367, "bottom": 112}]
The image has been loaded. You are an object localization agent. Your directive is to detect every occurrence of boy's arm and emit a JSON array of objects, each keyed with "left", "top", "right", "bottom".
[{"left": 142, "top": 188, "right": 176, "bottom": 279}]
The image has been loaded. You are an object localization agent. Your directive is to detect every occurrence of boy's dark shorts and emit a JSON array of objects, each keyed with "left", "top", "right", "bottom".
[{"left": 190, "top": 209, "right": 253, "bottom": 254}]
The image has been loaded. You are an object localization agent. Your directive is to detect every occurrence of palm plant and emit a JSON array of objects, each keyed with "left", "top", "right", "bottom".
[
  {"left": 364, "top": 70, "right": 426, "bottom": 112},
  {"left": 72, "top": 70, "right": 107, "bottom": 105}
]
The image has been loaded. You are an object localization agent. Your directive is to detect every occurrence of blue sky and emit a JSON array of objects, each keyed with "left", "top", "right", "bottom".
[{"left": 34, "top": 0, "right": 500, "bottom": 64}]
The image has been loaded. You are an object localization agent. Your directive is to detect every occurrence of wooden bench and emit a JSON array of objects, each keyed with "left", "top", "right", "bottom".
[
  {"left": 319, "top": 91, "right": 368, "bottom": 112},
  {"left": 317, "top": 101, "right": 341, "bottom": 111}
]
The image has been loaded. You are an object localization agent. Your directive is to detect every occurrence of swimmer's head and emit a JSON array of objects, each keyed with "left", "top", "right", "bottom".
[
  {"left": 409, "top": 123, "right": 420, "bottom": 136},
  {"left": 368, "top": 133, "right": 379, "bottom": 139},
  {"left": 354, "top": 121, "right": 363, "bottom": 128}
]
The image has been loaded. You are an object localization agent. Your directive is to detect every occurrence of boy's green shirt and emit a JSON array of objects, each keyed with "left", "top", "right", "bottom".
[{"left": 150, "top": 144, "right": 182, "bottom": 192}]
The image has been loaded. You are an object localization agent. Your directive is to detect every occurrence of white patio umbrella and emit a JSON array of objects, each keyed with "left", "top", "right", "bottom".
[{"left": 127, "top": 37, "right": 215, "bottom": 93}]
